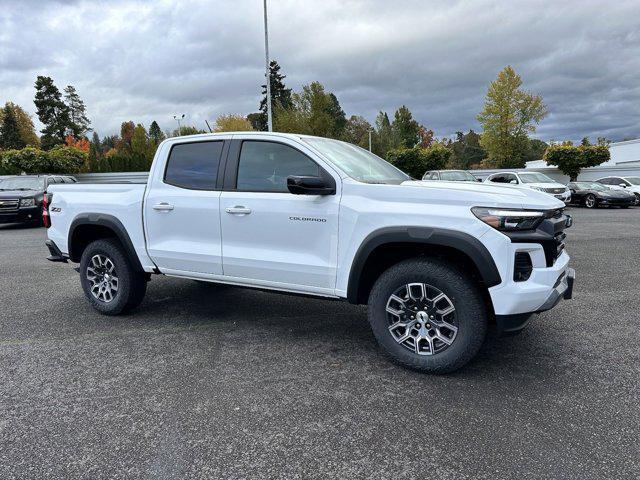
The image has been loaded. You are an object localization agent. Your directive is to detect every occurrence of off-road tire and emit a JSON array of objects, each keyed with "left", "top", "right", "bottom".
[
  {"left": 368, "top": 257, "right": 488, "bottom": 374},
  {"left": 79, "top": 238, "right": 147, "bottom": 315}
]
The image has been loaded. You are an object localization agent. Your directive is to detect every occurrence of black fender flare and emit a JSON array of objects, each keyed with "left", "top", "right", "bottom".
[
  {"left": 68, "top": 213, "right": 144, "bottom": 272},
  {"left": 346, "top": 226, "right": 502, "bottom": 304}
]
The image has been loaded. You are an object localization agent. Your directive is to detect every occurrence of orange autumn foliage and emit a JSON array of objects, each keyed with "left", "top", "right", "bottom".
[{"left": 65, "top": 135, "right": 90, "bottom": 152}]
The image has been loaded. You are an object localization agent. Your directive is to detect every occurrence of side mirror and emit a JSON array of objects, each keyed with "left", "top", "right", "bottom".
[
  {"left": 509, "top": 179, "right": 518, "bottom": 185},
  {"left": 619, "top": 183, "right": 627, "bottom": 188},
  {"left": 476, "top": 178, "right": 482, "bottom": 182},
  {"left": 287, "top": 175, "right": 335, "bottom": 195}
]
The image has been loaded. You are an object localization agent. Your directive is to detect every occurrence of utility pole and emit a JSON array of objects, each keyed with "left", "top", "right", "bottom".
[
  {"left": 369, "top": 129, "right": 373, "bottom": 152},
  {"left": 263, "top": 0, "right": 273, "bottom": 132}
]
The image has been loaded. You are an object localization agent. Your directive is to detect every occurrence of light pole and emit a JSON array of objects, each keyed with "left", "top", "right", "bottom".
[
  {"left": 369, "top": 128, "right": 373, "bottom": 152},
  {"left": 263, "top": 0, "right": 273, "bottom": 132},
  {"left": 173, "top": 114, "right": 185, "bottom": 136}
]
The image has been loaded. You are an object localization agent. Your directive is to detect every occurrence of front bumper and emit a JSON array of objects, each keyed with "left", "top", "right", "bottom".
[
  {"left": 598, "top": 197, "right": 634, "bottom": 206},
  {"left": 496, "top": 268, "right": 574, "bottom": 334},
  {"left": 0, "top": 206, "right": 41, "bottom": 224}
]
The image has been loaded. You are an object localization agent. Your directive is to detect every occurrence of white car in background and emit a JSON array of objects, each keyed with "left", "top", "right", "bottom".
[
  {"left": 595, "top": 176, "right": 640, "bottom": 206},
  {"left": 484, "top": 171, "right": 571, "bottom": 203}
]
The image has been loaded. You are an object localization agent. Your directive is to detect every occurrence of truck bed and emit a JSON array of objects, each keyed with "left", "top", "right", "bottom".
[{"left": 46, "top": 183, "right": 152, "bottom": 269}]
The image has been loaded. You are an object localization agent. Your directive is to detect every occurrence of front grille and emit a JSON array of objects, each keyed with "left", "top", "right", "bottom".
[
  {"left": 544, "top": 187, "right": 565, "bottom": 194},
  {"left": 0, "top": 199, "right": 19, "bottom": 212},
  {"left": 555, "top": 232, "right": 566, "bottom": 259}
]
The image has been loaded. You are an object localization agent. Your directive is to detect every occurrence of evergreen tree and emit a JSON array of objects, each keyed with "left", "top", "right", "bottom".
[
  {"left": 149, "top": 121, "right": 165, "bottom": 144},
  {"left": 252, "top": 60, "right": 293, "bottom": 131},
  {"left": 372, "top": 111, "right": 394, "bottom": 157},
  {"left": 34, "top": 76, "right": 71, "bottom": 149},
  {"left": 392, "top": 105, "right": 421, "bottom": 148},
  {"left": 64, "top": 85, "right": 91, "bottom": 137},
  {"left": 0, "top": 102, "right": 39, "bottom": 147},
  {"left": 325, "top": 93, "right": 347, "bottom": 138},
  {"left": 0, "top": 104, "right": 26, "bottom": 150},
  {"left": 448, "top": 130, "right": 487, "bottom": 169},
  {"left": 88, "top": 131, "right": 102, "bottom": 172}
]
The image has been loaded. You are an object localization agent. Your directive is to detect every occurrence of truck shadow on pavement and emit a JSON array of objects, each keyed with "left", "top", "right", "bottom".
[{"left": 123, "top": 276, "right": 555, "bottom": 379}]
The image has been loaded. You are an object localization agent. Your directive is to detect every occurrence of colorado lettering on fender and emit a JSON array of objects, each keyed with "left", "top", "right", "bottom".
[{"left": 289, "top": 216, "right": 327, "bottom": 222}]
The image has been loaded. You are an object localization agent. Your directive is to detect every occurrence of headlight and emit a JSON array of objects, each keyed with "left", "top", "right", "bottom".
[
  {"left": 471, "top": 207, "right": 545, "bottom": 231},
  {"left": 19, "top": 198, "right": 35, "bottom": 207}
]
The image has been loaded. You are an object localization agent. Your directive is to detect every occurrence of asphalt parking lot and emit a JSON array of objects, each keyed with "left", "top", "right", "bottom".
[{"left": 1, "top": 207, "right": 639, "bottom": 479}]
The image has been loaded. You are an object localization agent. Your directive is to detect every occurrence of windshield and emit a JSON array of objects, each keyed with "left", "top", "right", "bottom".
[
  {"left": 575, "top": 182, "right": 607, "bottom": 191},
  {"left": 0, "top": 177, "right": 45, "bottom": 191},
  {"left": 302, "top": 137, "right": 410, "bottom": 184},
  {"left": 625, "top": 177, "right": 640, "bottom": 185},
  {"left": 519, "top": 172, "right": 555, "bottom": 184},
  {"left": 440, "top": 171, "right": 477, "bottom": 182}
]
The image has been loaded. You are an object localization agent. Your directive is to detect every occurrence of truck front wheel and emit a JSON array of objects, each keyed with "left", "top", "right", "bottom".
[
  {"left": 367, "top": 257, "right": 487, "bottom": 374},
  {"left": 79, "top": 239, "right": 147, "bottom": 315}
]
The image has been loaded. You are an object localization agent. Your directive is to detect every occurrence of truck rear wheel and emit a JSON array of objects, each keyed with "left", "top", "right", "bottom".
[
  {"left": 79, "top": 239, "right": 147, "bottom": 315},
  {"left": 367, "top": 257, "right": 487, "bottom": 374}
]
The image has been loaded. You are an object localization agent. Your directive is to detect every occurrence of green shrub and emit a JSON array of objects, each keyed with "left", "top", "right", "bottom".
[
  {"left": 46, "top": 145, "right": 87, "bottom": 173},
  {"left": 544, "top": 143, "right": 609, "bottom": 181},
  {"left": 387, "top": 143, "right": 451, "bottom": 178},
  {"left": 0, "top": 146, "right": 87, "bottom": 174}
]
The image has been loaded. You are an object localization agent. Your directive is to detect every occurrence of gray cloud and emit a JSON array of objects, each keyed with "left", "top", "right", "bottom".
[{"left": 0, "top": 0, "right": 638, "bottom": 141}]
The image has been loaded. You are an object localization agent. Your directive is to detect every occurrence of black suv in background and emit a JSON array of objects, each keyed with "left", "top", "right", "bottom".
[{"left": 0, "top": 175, "right": 76, "bottom": 226}]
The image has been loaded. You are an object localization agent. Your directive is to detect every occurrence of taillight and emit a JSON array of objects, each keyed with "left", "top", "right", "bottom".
[{"left": 42, "top": 193, "right": 51, "bottom": 228}]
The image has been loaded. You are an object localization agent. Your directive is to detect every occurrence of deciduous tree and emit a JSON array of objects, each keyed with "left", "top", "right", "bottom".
[
  {"left": 275, "top": 82, "right": 345, "bottom": 139},
  {"left": 477, "top": 66, "right": 547, "bottom": 168},
  {"left": 544, "top": 140, "right": 610, "bottom": 181},
  {"left": 343, "top": 115, "right": 372, "bottom": 149},
  {"left": 213, "top": 114, "right": 253, "bottom": 132}
]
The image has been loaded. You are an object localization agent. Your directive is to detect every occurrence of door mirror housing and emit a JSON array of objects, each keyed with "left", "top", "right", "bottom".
[
  {"left": 619, "top": 183, "right": 627, "bottom": 188},
  {"left": 509, "top": 179, "right": 518, "bottom": 185},
  {"left": 287, "top": 175, "right": 335, "bottom": 195}
]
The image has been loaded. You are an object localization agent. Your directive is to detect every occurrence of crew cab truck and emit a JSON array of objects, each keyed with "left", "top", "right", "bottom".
[{"left": 44, "top": 132, "right": 575, "bottom": 373}]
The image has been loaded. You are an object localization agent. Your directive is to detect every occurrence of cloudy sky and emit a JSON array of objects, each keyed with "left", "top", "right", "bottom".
[{"left": 1, "top": 0, "right": 639, "bottom": 142}]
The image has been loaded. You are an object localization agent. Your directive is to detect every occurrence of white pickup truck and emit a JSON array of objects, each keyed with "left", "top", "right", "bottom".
[{"left": 45, "top": 132, "right": 574, "bottom": 373}]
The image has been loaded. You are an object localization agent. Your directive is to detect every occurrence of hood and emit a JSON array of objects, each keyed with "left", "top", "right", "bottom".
[
  {"left": 0, "top": 190, "right": 42, "bottom": 199},
  {"left": 399, "top": 180, "right": 565, "bottom": 210},
  {"left": 524, "top": 182, "right": 567, "bottom": 190},
  {"left": 598, "top": 189, "right": 634, "bottom": 198}
]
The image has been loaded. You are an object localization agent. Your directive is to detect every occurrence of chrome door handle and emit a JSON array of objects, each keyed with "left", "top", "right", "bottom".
[
  {"left": 225, "top": 206, "right": 252, "bottom": 215},
  {"left": 153, "top": 202, "right": 174, "bottom": 211}
]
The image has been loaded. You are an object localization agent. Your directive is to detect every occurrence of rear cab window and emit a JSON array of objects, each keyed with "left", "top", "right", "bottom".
[{"left": 164, "top": 141, "right": 224, "bottom": 190}]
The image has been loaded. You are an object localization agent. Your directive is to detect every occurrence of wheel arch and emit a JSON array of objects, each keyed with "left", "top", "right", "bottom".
[
  {"left": 68, "top": 213, "right": 144, "bottom": 272},
  {"left": 346, "top": 227, "right": 501, "bottom": 305}
]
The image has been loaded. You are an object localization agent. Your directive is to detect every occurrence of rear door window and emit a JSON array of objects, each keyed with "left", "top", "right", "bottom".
[{"left": 164, "top": 141, "right": 224, "bottom": 190}]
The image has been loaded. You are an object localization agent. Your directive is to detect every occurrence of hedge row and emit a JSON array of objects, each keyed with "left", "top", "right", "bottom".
[{"left": 0, "top": 146, "right": 88, "bottom": 175}]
